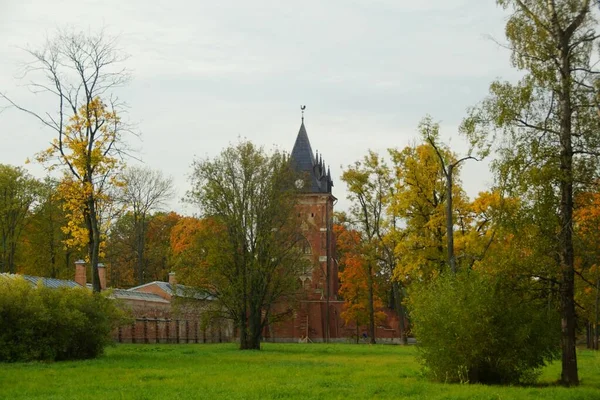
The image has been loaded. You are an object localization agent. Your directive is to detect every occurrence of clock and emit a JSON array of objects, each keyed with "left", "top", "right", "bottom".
[{"left": 295, "top": 179, "right": 305, "bottom": 189}]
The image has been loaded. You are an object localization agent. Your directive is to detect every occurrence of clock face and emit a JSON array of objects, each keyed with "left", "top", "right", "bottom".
[{"left": 295, "top": 179, "right": 305, "bottom": 189}]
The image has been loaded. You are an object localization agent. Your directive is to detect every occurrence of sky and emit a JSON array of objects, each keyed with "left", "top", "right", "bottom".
[{"left": 0, "top": 0, "right": 522, "bottom": 215}]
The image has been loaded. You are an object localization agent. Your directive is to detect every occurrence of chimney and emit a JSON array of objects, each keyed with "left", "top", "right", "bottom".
[
  {"left": 97, "top": 263, "right": 107, "bottom": 291},
  {"left": 74, "top": 260, "right": 86, "bottom": 287},
  {"left": 168, "top": 272, "right": 177, "bottom": 287}
]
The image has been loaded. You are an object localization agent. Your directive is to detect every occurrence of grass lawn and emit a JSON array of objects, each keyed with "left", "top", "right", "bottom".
[{"left": 0, "top": 343, "right": 599, "bottom": 400}]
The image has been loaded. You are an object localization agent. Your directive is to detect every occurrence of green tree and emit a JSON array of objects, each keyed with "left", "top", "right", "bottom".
[
  {"left": 18, "top": 178, "right": 82, "bottom": 279},
  {"left": 462, "top": 0, "right": 599, "bottom": 384},
  {"left": 188, "top": 141, "right": 307, "bottom": 350},
  {"left": 0, "top": 165, "right": 39, "bottom": 274}
]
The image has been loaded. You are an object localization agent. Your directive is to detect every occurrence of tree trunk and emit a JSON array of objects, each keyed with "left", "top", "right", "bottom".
[
  {"left": 446, "top": 166, "right": 456, "bottom": 274},
  {"left": 595, "top": 275, "right": 599, "bottom": 350},
  {"left": 238, "top": 311, "right": 248, "bottom": 350},
  {"left": 240, "top": 308, "right": 261, "bottom": 350},
  {"left": 393, "top": 281, "right": 408, "bottom": 345},
  {"left": 8, "top": 240, "right": 16, "bottom": 274},
  {"left": 136, "top": 215, "right": 145, "bottom": 285},
  {"left": 86, "top": 194, "right": 101, "bottom": 293},
  {"left": 558, "top": 48, "right": 579, "bottom": 386},
  {"left": 367, "top": 262, "right": 376, "bottom": 344}
]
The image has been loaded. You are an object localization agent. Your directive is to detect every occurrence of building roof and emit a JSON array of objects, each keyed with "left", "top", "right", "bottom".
[
  {"left": 111, "top": 288, "right": 170, "bottom": 303},
  {"left": 128, "top": 281, "right": 215, "bottom": 301},
  {"left": 290, "top": 121, "right": 333, "bottom": 194},
  {"left": 0, "top": 273, "right": 80, "bottom": 289}
]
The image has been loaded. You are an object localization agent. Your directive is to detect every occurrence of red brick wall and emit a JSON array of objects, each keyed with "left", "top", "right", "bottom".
[
  {"left": 267, "top": 300, "right": 409, "bottom": 343},
  {"left": 296, "top": 193, "right": 338, "bottom": 301}
]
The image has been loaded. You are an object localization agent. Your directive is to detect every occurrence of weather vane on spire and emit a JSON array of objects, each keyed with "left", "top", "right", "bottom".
[{"left": 301, "top": 105, "right": 306, "bottom": 122}]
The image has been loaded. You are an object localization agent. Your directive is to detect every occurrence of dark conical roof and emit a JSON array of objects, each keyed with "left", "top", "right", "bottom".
[
  {"left": 291, "top": 122, "right": 315, "bottom": 174},
  {"left": 290, "top": 121, "right": 333, "bottom": 194}
]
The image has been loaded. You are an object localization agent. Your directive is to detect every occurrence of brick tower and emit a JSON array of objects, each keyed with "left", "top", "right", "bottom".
[{"left": 290, "top": 119, "right": 338, "bottom": 302}]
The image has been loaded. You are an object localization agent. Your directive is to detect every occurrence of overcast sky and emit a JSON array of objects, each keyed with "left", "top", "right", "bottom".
[{"left": 0, "top": 0, "right": 522, "bottom": 214}]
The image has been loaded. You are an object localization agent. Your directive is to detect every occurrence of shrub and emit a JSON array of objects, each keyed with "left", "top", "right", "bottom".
[
  {"left": 408, "top": 271, "right": 560, "bottom": 384},
  {"left": 0, "top": 276, "right": 128, "bottom": 362}
]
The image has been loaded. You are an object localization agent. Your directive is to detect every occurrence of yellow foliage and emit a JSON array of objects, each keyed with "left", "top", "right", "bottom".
[{"left": 35, "top": 97, "right": 125, "bottom": 254}]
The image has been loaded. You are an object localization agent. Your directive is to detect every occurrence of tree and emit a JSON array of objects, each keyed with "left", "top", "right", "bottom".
[
  {"left": 421, "top": 117, "right": 479, "bottom": 274},
  {"left": 335, "top": 223, "right": 387, "bottom": 343},
  {"left": 144, "top": 211, "right": 180, "bottom": 282},
  {"left": 389, "top": 143, "right": 470, "bottom": 280},
  {"left": 188, "top": 141, "right": 307, "bottom": 350},
  {"left": 1, "top": 30, "right": 132, "bottom": 292},
  {"left": 341, "top": 151, "right": 395, "bottom": 344},
  {"left": 573, "top": 188, "right": 600, "bottom": 350},
  {"left": 462, "top": 0, "right": 600, "bottom": 385},
  {"left": 18, "top": 178, "right": 82, "bottom": 279},
  {"left": 0, "top": 165, "right": 39, "bottom": 274},
  {"left": 118, "top": 166, "right": 174, "bottom": 285}
]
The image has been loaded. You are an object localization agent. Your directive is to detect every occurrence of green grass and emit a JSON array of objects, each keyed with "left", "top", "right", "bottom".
[{"left": 0, "top": 343, "right": 599, "bottom": 399}]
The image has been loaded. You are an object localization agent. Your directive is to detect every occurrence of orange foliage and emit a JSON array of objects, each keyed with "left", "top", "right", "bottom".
[
  {"left": 170, "top": 217, "right": 204, "bottom": 256},
  {"left": 170, "top": 216, "right": 226, "bottom": 288},
  {"left": 335, "top": 224, "right": 386, "bottom": 327}
]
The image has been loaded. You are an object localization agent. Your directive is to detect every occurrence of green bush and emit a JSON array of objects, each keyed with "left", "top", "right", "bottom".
[
  {"left": 0, "top": 276, "right": 128, "bottom": 362},
  {"left": 408, "top": 271, "right": 560, "bottom": 384}
]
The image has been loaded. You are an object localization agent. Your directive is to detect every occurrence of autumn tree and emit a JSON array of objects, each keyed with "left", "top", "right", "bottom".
[
  {"left": 0, "top": 165, "right": 39, "bottom": 274},
  {"left": 105, "top": 212, "right": 137, "bottom": 287},
  {"left": 574, "top": 189, "right": 600, "bottom": 350},
  {"left": 188, "top": 141, "right": 307, "bottom": 350},
  {"left": 1, "top": 30, "right": 132, "bottom": 292},
  {"left": 169, "top": 216, "right": 206, "bottom": 286},
  {"left": 118, "top": 166, "right": 174, "bottom": 285},
  {"left": 144, "top": 212, "right": 180, "bottom": 282},
  {"left": 342, "top": 151, "right": 404, "bottom": 343},
  {"left": 462, "top": 0, "right": 600, "bottom": 384},
  {"left": 335, "top": 223, "right": 386, "bottom": 343},
  {"left": 105, "top": 211, "right": 180, "bottom": 287},
  {"left": 389, "top": 142, "right": 470, "bottom": 281},
  {"left": 421, "top": 117, "right": 479, "bottom": 273}
]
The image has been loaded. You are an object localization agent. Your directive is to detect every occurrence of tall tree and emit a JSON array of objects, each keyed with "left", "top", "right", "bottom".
[
  {"left": 1, "top": 30, "right": 132, "bottom": 292},
  {"left": 334, "top": 223, "right": 387, "bottom": 343},
  {"left": 421, "top": 117, "right": 478, "bottom": 274},
  {"left": 188, "top": 141, "right": 307, "bottom": 350},
  {"left": 341, "top": 151, "right": 393, "bottom": 344},
  {"left": 118, "top": 166, "right": 174, "bottom": 285},
  {"left": 389, "top": 143, "right": 470, "bottom": 280},
  {"left": 463, "top": 0, "right": 599, "bottom": 385},
  {"left": 0, "top": 165, "right": 38, "bottom": 273}
]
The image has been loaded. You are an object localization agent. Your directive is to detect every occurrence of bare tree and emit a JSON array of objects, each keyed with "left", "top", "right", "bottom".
[
  {"left": 118, "top": 166, "right": 174, "bottom": 285},
  {"left": 0, "top": 29, "right": 132, "bottom": 292}
]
